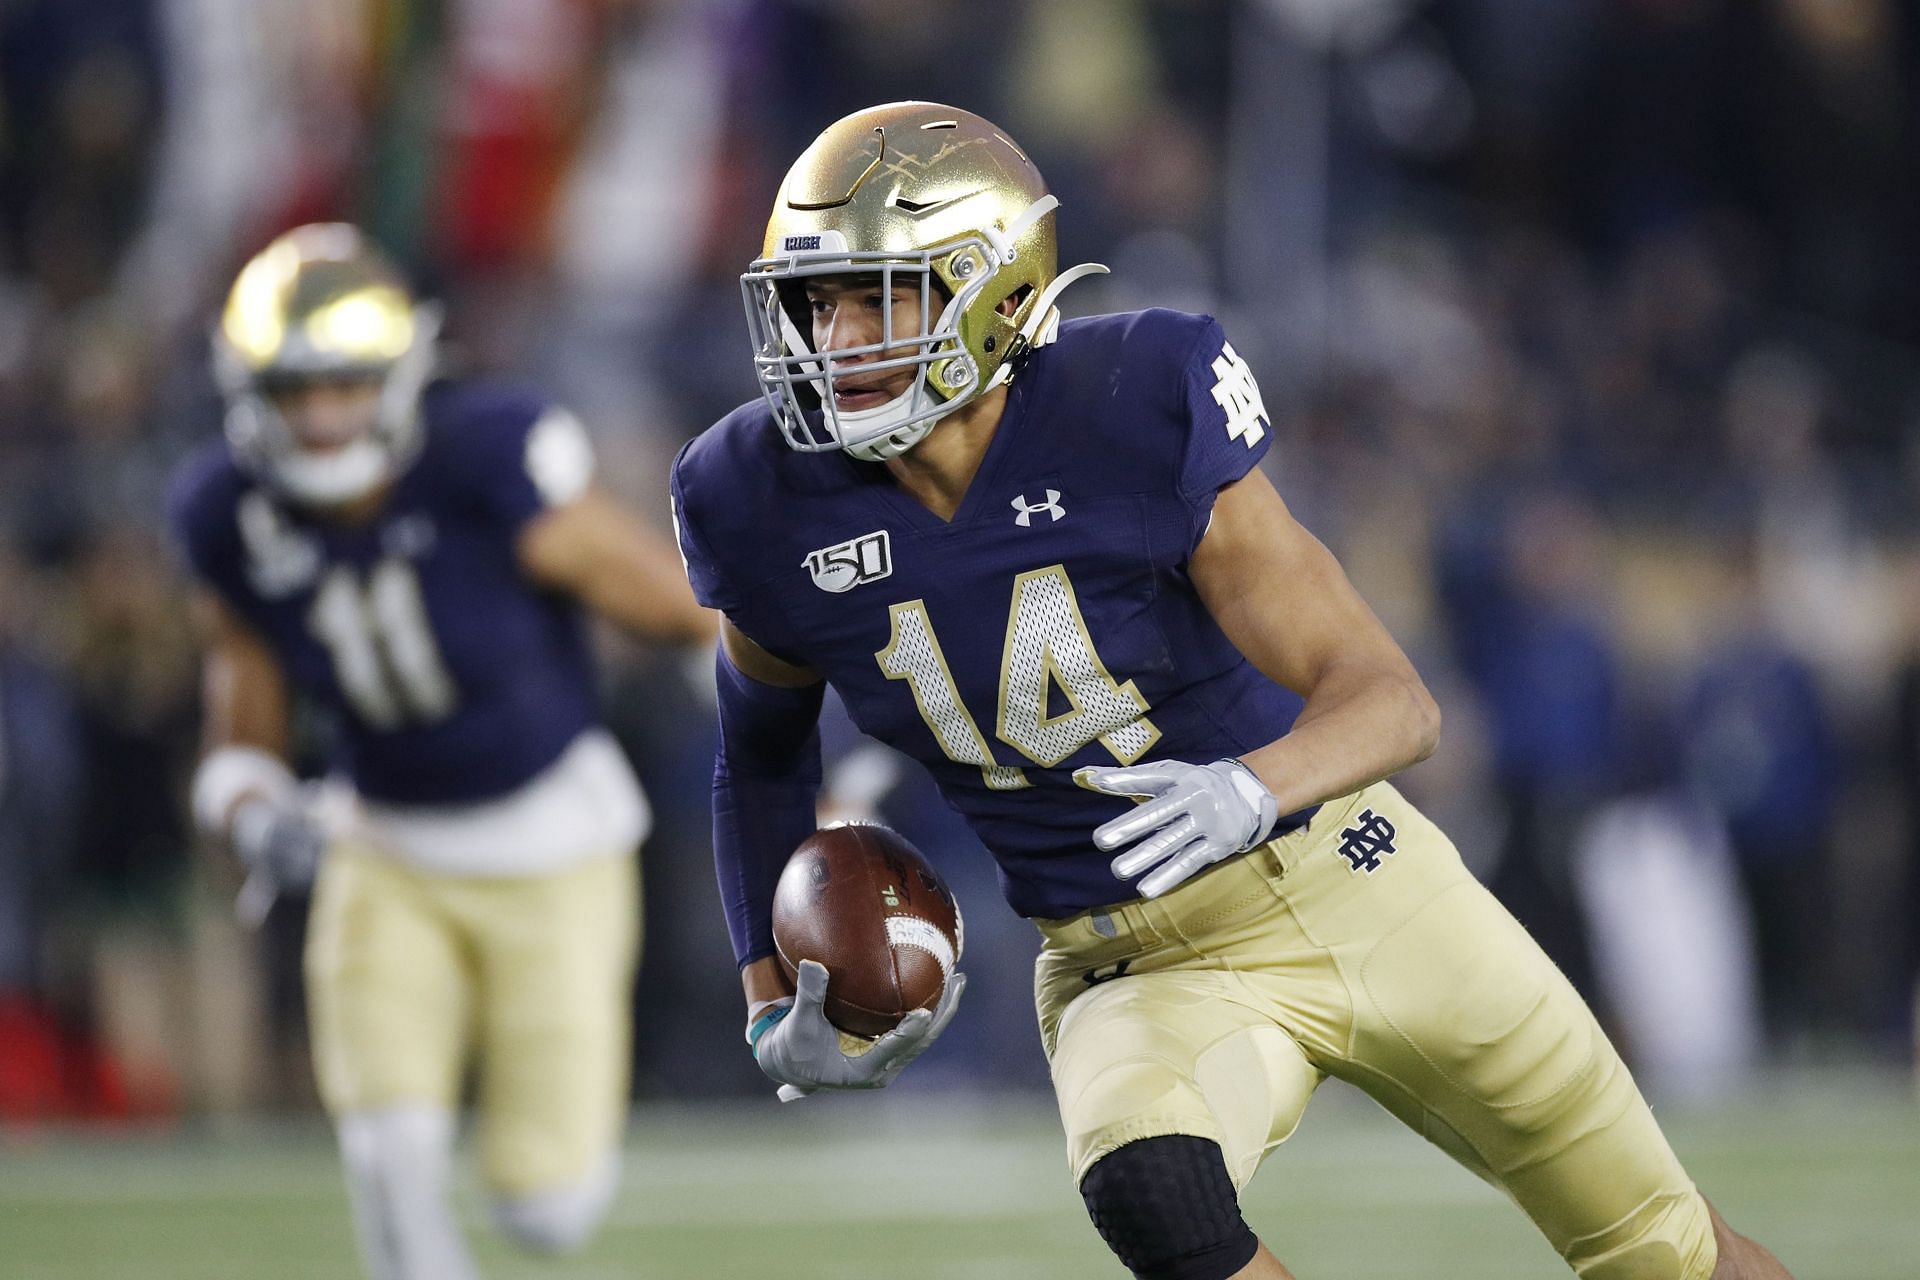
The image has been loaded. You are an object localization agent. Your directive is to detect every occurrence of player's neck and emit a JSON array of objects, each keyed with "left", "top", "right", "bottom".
[
  {"left": 310, "top": 481, "right": 394, "bottom": 527},
  {"left": 881, "top": 385, "right": 1009, "bottom": 522}
]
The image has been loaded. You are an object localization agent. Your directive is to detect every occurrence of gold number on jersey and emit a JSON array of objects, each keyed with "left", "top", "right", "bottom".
[
  {"left": 874, "top": 565, "right": 1159, "bottom": 782},
  {"left": 877, "top": 601, "right": 1029, "bottom": 790},
  {"left": 997, "top": 566, "right": 1159, "bottom": 766},
  {"left": 308, "top": 559, "right": 458, "bottom": 729}
]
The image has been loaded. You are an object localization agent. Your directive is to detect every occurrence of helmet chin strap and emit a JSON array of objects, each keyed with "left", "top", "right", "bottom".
[
  {"left": 837, "top": 385, "right": 939, "bottom": 462},
  {"left": 980, "top": 194, "right": 1060, "bottom": 263},
  {"left": 274, "top": 439, "right": 392, "bottom": 505},
  {"left": 832, "top": 284, "right": 970, "bottom": 462},
  {"left": 837, "top": 259, "right": 1110, "bottom": 463},
  {"left": 982, "top": 261, "right": 1109, "bottom": 394}
]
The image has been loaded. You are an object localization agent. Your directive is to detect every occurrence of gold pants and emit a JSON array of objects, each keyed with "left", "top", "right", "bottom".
[
  {"left": 1036, "top": 782, "right": 1716, "bottom": 1279},
  {"left": 306, "top": 844, "right": 639, "bottom": 1197}
]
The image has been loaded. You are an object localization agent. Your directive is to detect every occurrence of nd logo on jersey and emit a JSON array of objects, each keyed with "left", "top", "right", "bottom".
[{"left": 1211, "top": 342, "right": 1269, "bottom": 447}]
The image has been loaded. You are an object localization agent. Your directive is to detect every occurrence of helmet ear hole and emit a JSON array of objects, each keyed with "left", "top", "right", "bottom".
[{"left": 998, "top": 283, "right": 1033, "bottom": 319}]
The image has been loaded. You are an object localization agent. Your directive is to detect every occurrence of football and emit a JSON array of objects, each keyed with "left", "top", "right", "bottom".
[{"left": 771, "top": 823, "right": 963, "bottom": 1038}]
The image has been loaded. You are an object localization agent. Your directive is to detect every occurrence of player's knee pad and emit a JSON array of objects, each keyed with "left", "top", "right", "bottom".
[
  {"left": 1079, "top": 1136, "right": 1259, "bottom": 1280},
  {"left": 489, "top": 1152, "right": 620, "bottom": 1255}
]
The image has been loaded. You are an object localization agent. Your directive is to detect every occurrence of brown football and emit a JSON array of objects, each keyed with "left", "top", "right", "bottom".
[{"left": 771, "top": 823, "right": 963, "bottom": 1038}]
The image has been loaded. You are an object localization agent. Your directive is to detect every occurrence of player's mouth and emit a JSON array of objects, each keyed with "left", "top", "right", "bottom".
[
  {"left": 291, "top": 425, "right": 372, "bottom": 453},
  {"left": 830, "top": 376, "right": 906, "bottom": 412}
]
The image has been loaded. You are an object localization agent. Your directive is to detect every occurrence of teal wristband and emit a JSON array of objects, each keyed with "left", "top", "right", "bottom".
[{"left": 746, "top": 1005, "right": 791, "bottom": 1053}]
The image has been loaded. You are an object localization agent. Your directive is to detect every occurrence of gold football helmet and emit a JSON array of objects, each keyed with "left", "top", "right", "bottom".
[
  {"left": 213, "top": 223, "right": 440, "bottom": 504},
  {"left": 743, "top": 102, "right": 1107, "bottom": 461}
]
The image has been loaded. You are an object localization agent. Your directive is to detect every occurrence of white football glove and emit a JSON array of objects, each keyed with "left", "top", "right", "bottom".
[
  {"left": 748, "top": 959, "right": 966, "bottom": 1103},
  {"left": 230, "top": 793, "right": 326, "bottom": 892},
  {"left": 1078, "top": 759, "right": 1280, "bottom": 898}
]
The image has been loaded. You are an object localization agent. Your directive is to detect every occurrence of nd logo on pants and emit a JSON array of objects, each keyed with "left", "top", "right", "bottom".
[{"left": 1034, "top": 782, "right": 1718, "bottom": 1280}]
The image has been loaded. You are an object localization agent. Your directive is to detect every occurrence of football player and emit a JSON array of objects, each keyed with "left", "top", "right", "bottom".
[
  {"left": 170, "top": 224, "right": 712, "bottom": 1280},
  {"left": 672, "top": 104, "right": 1795, "bottom": 1280}
]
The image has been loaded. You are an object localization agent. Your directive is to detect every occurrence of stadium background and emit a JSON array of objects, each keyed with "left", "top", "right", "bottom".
[{"left": 1, "top": 0, "right": 1917, "bottom": 1275}]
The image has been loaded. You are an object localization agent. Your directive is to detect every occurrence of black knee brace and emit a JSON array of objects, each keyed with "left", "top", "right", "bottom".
[{"left": 1079, "top": 1136, "right": 1259, "bottom": 1280}]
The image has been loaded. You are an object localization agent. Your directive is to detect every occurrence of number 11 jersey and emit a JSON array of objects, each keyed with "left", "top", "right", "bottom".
[
  {"left": 672, "top": 308, "right": 1310, "bottom": 920},
  {"left": 168, "top": 383, "right": 601, "bottom": 808}
]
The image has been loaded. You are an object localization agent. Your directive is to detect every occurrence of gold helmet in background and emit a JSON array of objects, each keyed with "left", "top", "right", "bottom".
[
  {"left": 743, "top": 102, "right": 1107, "bottom": 461},
  {"left": 213, "top": 223, "right": 441, "bottom": 504}
]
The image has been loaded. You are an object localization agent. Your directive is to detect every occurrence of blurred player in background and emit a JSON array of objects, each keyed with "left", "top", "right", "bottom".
[
  {"left": 673, "top": 104, "right": 1795, "bottom": 1280},
  {"left": 169, "top": 224, "right": 711, "bottom": 1280}
]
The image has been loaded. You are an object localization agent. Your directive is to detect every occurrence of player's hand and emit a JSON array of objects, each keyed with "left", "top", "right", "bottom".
[
  {"left": 229, "top": 794, "right": 325, "bottom": 891},
  {"left": 748, "top": 959, "right": 966, "bottom": 1103},
  {"left": 1079, "top": 758, "right": 1280, "bottom": 898}
]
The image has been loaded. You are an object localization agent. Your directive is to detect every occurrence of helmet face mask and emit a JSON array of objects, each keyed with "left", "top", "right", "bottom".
[
  {"left": 214, "top": 224, "right": 438, "bottom": 506},
  {"left": 743, "top": 102, "right": 1104, "bottom": 463},
  {"left": 743, "top": 239, "right": 1005, "bottom": 460}
]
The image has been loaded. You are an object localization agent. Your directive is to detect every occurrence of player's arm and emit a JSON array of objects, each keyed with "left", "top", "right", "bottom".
[
  {"left": 720, "top": 618, "right": 820, "bottom": 1014},
  {"left": 1189, "top": 468, "right": 1440, "bottom": 814},
  {"left": 715, "top": 618, "right": 963, "bottom": 1099},
  {"left": 1081, "top": 467, "right": 1439, "bottom": 897},
  {"left": 190, "top": 590, "right": 290, "bottom": 828},
  {"left": 186, "top": 591, "right": 324, "bottom": 900},
  {"left": 518, "top": 487, "right": 715, "bottom": 646}
]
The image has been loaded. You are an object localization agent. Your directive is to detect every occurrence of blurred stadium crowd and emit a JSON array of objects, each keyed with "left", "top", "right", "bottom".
[{"left": 2, "top": 0, "right": 1918, "bottom": 1121}]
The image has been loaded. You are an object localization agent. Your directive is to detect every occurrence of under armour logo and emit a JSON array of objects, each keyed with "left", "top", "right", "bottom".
[
  {"left": 1210, "top": 341, "right": 1269, "bottom": 448},
  {"left": 1012, "top": 489, "right": 1065, "bottom": 526},
  {"left": 1336, "top": 808, "right": 1398, "bottom": 875}
]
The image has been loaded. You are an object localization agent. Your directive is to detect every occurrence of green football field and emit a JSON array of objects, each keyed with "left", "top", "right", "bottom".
[{"left": 2, "top": 1073, "right": 1915, "bottom": 1280}]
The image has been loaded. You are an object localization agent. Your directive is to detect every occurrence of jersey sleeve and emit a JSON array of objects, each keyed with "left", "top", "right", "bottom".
[
  {"left": 165, "top": 450, "right": 252, "bottom": 611},
  {"left": 1175, "top": 317, "right": 1274, "bottom": 555},
  {"left": 668, "top": 438, "right": 740, "bottom": 615},
  {"left": 464, "top": 395, "right": 598, "bottom": 534},
  {"left": 711, "top": 647, "right": 826, "bottom": 967}
]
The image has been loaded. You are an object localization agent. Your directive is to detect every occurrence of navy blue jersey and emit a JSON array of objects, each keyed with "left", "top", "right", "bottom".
[
  {"left": 674, "top": 309, "right": 1308, "bottom": 920},
  {"left": 169, "top": 382, "right": 600, "bottom": 805}
]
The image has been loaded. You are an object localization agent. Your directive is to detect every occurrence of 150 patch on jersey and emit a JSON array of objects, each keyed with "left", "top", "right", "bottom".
[{"left": 804, "top": 529, "right": 892, "bottom": 593}]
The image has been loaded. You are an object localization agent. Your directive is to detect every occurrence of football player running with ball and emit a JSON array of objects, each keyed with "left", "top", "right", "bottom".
[
  {"left": 170, "top": 225, "right": 712, "bottom": 1280},
  {"left": 673, "top": 104, "right": 1795, "bottom": 1280}
]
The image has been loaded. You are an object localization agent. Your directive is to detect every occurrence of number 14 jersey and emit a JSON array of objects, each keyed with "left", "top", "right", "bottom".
[{"left": 672, "top": 309, "right": 1310, "bottom": 920}]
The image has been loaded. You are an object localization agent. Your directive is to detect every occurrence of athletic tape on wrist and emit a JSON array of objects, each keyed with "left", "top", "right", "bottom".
[{"left": 191, "top": 746, "right": 296, "bottom": 837}]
